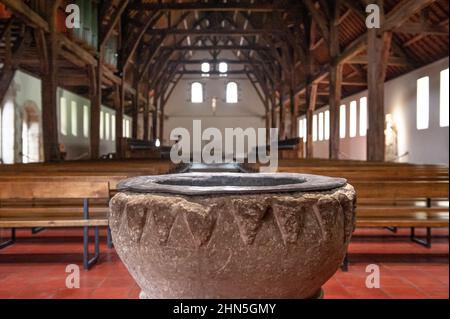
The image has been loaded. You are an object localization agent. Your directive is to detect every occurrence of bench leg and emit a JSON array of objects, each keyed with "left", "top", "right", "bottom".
[
  {"left": 0, "top": 228, "right": 16, "bottom": 249},
  {"left": 83, "top": 226, "right": 100, "bottom": 270},
  {"left": 31, "top": 227, "right": 46, "bottom": 235},
  {"left": 106, "top": 226, "right": 113, "bottom": 249},
  {"left": 340, "top": 253, "right": 349, "bottom": 272},
  {"left": 384, "top": 226, "right": 398, "bottom": 233},
  {"left": 410, "top": 227, "right": 432, "bottom": 248}
]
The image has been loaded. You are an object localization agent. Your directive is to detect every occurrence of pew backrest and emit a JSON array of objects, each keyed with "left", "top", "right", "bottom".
[{"left": 0, "top": 181, "right": 110, "bottom": 200}]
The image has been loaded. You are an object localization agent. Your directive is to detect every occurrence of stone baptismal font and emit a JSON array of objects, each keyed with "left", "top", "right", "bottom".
[{"left": 109, "top": 171, "right": 356, "bottom": 299}]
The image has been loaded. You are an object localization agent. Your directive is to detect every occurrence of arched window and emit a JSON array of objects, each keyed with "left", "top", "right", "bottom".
[
  {"left": 219, "top": 62, "right": 228, "bottom": 77},
  {"left": 201, "top": 62, "right": 210, "bottom": 77},
  {"left": 191, "top": 82, "right": 203, "bottom": 103},
  {"left": 226, "top": 82, "right": 238, "bottom": 103}
]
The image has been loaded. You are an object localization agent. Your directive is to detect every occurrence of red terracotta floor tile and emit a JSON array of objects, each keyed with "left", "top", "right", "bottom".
[
  {"left": 90, "top": 287, "right": 133, "bottom": 299},
  {"left": 0, "top": 228, "right": 448, "bottom": 299}
]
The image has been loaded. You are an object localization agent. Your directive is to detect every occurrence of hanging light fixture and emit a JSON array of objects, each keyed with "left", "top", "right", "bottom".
[{"left": 211, "top": 97, "right": 217, "bottom": 115}]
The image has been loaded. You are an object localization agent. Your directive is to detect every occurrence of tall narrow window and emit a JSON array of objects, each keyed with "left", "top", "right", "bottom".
[
  {"left": 0, "top": 105, "right": 2, "bottom": 160},
  {"left": 440, "top": 68, "right": 449, "bottom": 127},
  {"left": 340, "top": 104, "right": 346, "bottom": 138},
  {"left": 417, "top": 76, "right": 429, "bottom": 130},
  {"left": 105, "top": 112, "right": 110, "bottom": 140},
  {"left": 191, "top": 82, "right": 203, "bottom": 103},
  {"left": 324, "top": 110, "right": 330, "bottom": 140},
  {"left": 60, "top": 97, "right": 67, "bottom": 136},
  {"left": 349, "top": 101, "right": 357, "bottom": 138},
  {"left": 100, "top": 111, "right": 104, "bottom": 139},
  {"left": 111, "top": 114, "right": 116, "bottom": 141},
  {"left": 201, "top": 62, "right": 210, "bottom": 77},
  {"left": 83, "top": 105, "right": 89, "bottom": 138},
  {"left": 318, "top": 112, "right": 324, "bottom": 141},
  {"left": 302, "top": 118, "right": 307, "bottom": 141},
  {"left": 312, "top": 114, "right": 318, "bottom": 142},
  {"left": 125, "top": 119, "right": 131, "bottom": 138},
  {"left": 1, "top": 101, "right": 14, "bottom": 164},
  {"left": 71, "top": 101, "right": 78, "bottom": 136},
  {"left": 298, "top": 118, "right": 303, "bottom": 138},
  {"left": 359, "top": 97, "right": 367, "bottom": 136},
  {"left": 226, "top": 82, "right": 238, "bottom": 103}
]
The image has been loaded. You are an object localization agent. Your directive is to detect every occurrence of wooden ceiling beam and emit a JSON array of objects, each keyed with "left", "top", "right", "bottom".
[
  {"left": 303, "top": 0, "right": 330, "bottom": 44},
  {"left": 58, "top": 34, "right": 98, "bottom": 66},
  {"left": 169, "top": 59, "right": 266, "bottom": 65},
  {"left": 161, "top": 45, "right": 270, "bottom": 51},
  {"left": 347, "top": 55, "right": 410, "bottom": 67},
  {"left": 382, "top": 0, "right": 437, "bottom": 31},
  {"left": 175, "top": 70, "right": 248, "bottom": 75},
  {"left": 99, "top": 0, "right": 130, "bottom": 48},
  {"left": 0, "top": 0, "right": 49, "bottom": 32},
  {"left": 144, "top": 28, "right": 284, "bottom": 36},
  {"left": 122, "top": 11, "right": 164, "bottom": 68},
  {"left": 395, "top": 21, "right": 448, "bottom": 35},
  {"left": 128, "top": 2, "right": 287, "bottom": 12}
]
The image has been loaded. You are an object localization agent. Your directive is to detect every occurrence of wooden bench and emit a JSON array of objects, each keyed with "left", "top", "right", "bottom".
[
  {"left": 258, "top": 160, "right": 449, "bottom": 248},
  {"left": 0, "top": 181, "right": 112, "bottom": 270},
  {"left": 353, "top": 180, "right": 449, "bottom": 247}
]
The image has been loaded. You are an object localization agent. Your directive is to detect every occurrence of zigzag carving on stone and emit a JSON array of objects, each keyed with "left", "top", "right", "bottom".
[
  {"left": 271, "top": 202, "right": 302, "bottom": 245},
  {"left": 125, "top": 201, "right": 147, "bottom": 243},
  {"left": 311, "top": 204, "right": 327, "bottom": 242},
  {"left": 179, "top": 200, "right": 218, "bottom": 247},
  {"left": 150, "top": 202, "right": 178, "bottom": 245},
  {"left": 231, "top": 198, "right": 268, "bottom": 245},
  {"left": 184, "top": 211, "right": 217, "bottom": 246},
  {"left": 111, "top": 185, "right": 356, "bottom": 247}
]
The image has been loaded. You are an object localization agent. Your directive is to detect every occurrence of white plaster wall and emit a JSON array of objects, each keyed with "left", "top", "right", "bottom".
[
  {"left": 57, "top": 89, "right": 119, "bottom": 159},
  {"left": 0, "top": 70, "right": 132, "bottom": 162},
  {"left": 385, "top": 58, "right": 449, "bottom": 165},
  {"left": 1, "top": 70, "right": 42, "bottom": 163},
  {"left": 310, "top": 57, "right": 449, "bottom": 164},
  {"left": 163, "top": 52, "right": 266, "bottom": 147}
]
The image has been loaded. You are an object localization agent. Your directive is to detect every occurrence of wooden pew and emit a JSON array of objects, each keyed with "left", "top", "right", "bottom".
[
  {"left": 353, "top": 180, "right": 449, "bottom": 247},
  {"left": 251, "top": 160, "right": 449, "bottom": 248},
  {"left": 0, "top": 181, "right": 111, "bottom": 269}
]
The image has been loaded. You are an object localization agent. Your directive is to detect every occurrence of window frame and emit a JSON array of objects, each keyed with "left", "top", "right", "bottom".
[
  {"left": 226, "top": 81, "right": 238, "bottom": 104},
  {"left": 340, "top": 104, "right": 346, "bottom": 139},
  {"left": 359, "top": 97, "right": 367, "bottom": 136},
  {"left": 191, "top": 82, "right": 204, "bottom": 103},
  {"left": 416, "top": 76, "right": 430, "bottom": 130},
  {"left": 440, "top": 68, "right": 449, "bottom": 127},
  {"left": 349, "top": 100, "right": 357, "bottom": 138},
  {"left": 60, "top": 97, "right": 68, "bottom": 136},
  {"left": 71, "top": 101, "right": 78, "bottom": 137},
  {"left": 324, "top": 110, "right": 330, "bottom": 141}
]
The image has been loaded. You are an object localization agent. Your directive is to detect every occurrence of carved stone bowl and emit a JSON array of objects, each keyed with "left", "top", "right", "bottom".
[{"left": 109, "top": 173, "right": 356, "bottom": 299}]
